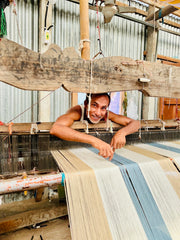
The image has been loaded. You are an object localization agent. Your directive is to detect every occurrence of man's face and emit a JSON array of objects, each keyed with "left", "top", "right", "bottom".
[{"left": 85, "top": 95, "right": 109, "bottom": 124}]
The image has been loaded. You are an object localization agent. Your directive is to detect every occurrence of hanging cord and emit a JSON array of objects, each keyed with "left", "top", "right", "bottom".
[
  {"left": 84, "top": 0, "right": 107, "bottom": 133},
  {"left": 44, "top": 1, "right": 49, "bottom": 31},
  {"left": 44, "top": 0, "right": 53, "bottom": 32},
  {"left": 87, "top": 59, "right": 93, "bottom": 119},
  {"left": 138, "top": 119, "right": 142, "bottom": 140},
  {"left": 176, "top": 98, "right": 179, "bottom": 121},
  {"left": 106, "top": 108, "right": 113, "bottom": 133},
  {"left": 92, "top": 0, "right": 104, "bottom": 59},
  {"left": 158, "top": 8, "right": 164, "bottom": 24},
  {"left": 161, "top": 98, "right": 165, "bottom": 119},
  {"left": 12, "top": 0, "right": 23, "bottom": 45},
  {"left": 153, "top": 2, "right": 155, "bottom": 33},
  {"left": 153, "top": 2, "right": 158, "bottom": 62}
]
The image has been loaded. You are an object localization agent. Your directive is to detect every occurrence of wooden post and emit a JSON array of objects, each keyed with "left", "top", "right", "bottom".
[
  {"left": 38, "top": 0, "right": 52, "bottom": 122},
  {"left": 143, "top": 6, "right": 158, "bottom": 120},
  {"left": 37, "top": 0, "right": 53, "bottom": 201},
  {"left": 80, "top": 0, "right": 90, "bottom": 61},
  {"left": 71, "top": 0, "right": 90, "bottom": 107},
  {"left": 71, "top": 93, "right": 78, "bottom": 107}
]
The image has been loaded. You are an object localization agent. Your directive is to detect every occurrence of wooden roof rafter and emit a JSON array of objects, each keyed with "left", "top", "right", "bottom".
[
  {"left": 135, "top": 0, "right": 180, "bottom": 17},
  {"left": 66, "top": 0, "right": 180, "bottom": 35},
  {"left": 146, "top": 4, "right": 179, "bottom": 21}
]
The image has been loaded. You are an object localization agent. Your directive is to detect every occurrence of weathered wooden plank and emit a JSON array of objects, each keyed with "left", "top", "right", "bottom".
[
  {"left": 144, "top": 51, "right": 180, "bottom": 64},
  {"left": 0, "top": 39, "right": 180, "bottom": 98},
  {"left": 162, "top": 61, "right": 180, "bottom": 67},
  {"left": 0, "top": 199, "right": 67, "bottom": 234},
  {"left": 0, "top": 218, "right": 71, "bottom": 240}
]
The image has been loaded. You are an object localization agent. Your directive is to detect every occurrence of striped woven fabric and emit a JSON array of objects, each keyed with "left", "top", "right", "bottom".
[
  {"left": 159, "top": 0, "right": 180, "bottom": 8},
  {"left": 51, "top": 140, "right": 180, "bottom": 240}
]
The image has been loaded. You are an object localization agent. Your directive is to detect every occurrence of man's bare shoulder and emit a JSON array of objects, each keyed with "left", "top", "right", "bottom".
[
  {"left": 63, "top": 105, "right": 82, "bottom": 122},
  {"left": 66, "top": 105, "right": 82, "bottom": 115},
  {"left": 53, "top": 105, "right": 82, "bottom": 128}
]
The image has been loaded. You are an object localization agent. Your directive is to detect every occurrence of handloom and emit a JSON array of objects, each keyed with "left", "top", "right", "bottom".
[{"left": 51, "top": 140, "right": 180, "bottom": 240}]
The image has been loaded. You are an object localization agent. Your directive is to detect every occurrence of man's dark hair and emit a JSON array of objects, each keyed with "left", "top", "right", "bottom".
[{"left": 85, "top": 93, "right": 111, "bottom": 105}]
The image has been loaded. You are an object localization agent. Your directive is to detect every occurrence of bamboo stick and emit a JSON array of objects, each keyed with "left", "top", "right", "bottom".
[{"left": 80, "top": 0, "right": 90, "bottom": 60}]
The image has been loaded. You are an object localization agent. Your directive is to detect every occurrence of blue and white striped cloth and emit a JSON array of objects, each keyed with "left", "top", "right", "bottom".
[{"left": 52, "top": 140, "right": 180, "bottom": 240}]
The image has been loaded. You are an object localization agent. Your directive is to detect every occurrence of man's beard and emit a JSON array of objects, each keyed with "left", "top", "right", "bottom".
[{"left": 88, "top": 115, "right": 101, "bottom": 124}]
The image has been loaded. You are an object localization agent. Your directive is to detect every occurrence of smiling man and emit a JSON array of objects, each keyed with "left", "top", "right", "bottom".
[{"left": 50, "top": 93, "right": 140, "bottom": 160}]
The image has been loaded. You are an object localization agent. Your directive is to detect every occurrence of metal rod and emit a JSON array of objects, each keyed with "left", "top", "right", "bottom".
[{"left": 0, "top": 173, "right": 64, "bottom": 195}]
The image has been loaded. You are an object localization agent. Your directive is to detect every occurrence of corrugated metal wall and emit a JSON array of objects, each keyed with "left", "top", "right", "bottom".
[
  {"left": 158, "top": 17, "right": 180, "bottom": 58},
  {"left": 1, "top": 0, "right": 39, "bottom": 123},
  {"left": 0, "top": 0, "right": 180, "bottom": 123},
  {"left": 1, "top": 0, "right": 71, "bottom": 123}
]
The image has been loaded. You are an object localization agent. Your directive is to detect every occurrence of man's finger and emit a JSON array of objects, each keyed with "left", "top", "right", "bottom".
[
  {"left": 118, "top": 143, "right": 122, "bottom": 149},
  {"left": 110, "top": 138, "right": 114, "bottom": 147},
  {"left": 109, "top": 153, "right": 114, "bottom": 161}
]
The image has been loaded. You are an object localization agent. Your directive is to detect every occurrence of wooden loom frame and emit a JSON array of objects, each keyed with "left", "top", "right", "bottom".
[{"left": 0, "top": 0, "right": 180, "bottom": 237}]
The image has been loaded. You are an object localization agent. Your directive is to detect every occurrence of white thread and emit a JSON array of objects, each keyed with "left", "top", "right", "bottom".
[
  {"left": 158, "top": 118, "right": 166, "bottom": 131},
  {"left": 82, "top": 120, "right": 89, "bottom": 134},
  {"left": 87, "top": 60, "right": 93, "bottom": 119}
]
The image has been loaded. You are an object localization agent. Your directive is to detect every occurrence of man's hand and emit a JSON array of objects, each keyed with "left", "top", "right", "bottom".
[
  {"left": 110, "top": 132, "right": 126, "bottom": 152},
  {"left": 92, "top": 139, "right": 114, "bottom": 161}
]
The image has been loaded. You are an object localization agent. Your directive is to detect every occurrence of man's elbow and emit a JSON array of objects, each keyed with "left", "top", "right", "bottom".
[
  {"left": 50, "top": 123, "right": 66, "bottom": 136},
  {"left": 50, "top": 126, "right": 55, "bottom": 136},
  {"left": 50, "top": 124, "right": 59, "bottom": 136}
]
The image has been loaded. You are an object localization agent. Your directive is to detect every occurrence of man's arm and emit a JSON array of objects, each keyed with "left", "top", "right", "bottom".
[
  {"left": 109, "top": 111, "right": 140, "bottom": 151},
  {"left": 50, "top": 106, "right": 114, "bottom": 160}
]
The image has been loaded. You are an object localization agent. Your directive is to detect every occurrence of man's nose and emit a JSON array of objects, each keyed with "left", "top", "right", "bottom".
[{"left": 95, "top": 108, "right": 101, "bottom": 116}]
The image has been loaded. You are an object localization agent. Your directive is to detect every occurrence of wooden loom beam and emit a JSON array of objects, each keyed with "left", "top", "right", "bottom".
[
  {"left": 0, "top": 198, "right": 67, "bottom": 235},
  {"left": 0, "top": 120, "right": 179, "bottom": 134},
  {"left": 0, "top": 38, "right": 180, "bottom": 98}
]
